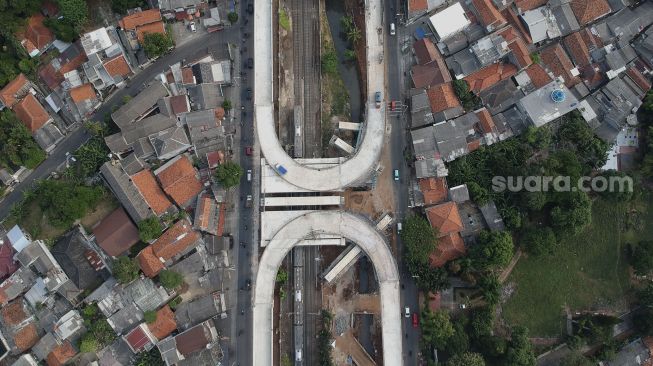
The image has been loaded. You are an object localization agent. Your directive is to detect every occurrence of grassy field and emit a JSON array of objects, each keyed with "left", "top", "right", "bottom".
[{"left": 502, "top": 198, "right": 634, "bottom": 336}]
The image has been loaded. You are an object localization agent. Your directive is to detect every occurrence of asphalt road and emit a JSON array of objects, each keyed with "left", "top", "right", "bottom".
[
  {"left": 0, "top": 23, "right": 246, "bottom": 222},
  {"left": 384, "top": 0, "right": 421, "bottom": 364}
]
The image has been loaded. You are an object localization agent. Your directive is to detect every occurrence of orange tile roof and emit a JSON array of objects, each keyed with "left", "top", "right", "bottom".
[
  {"left": 131, "top": 170, "right": 174, "bottom": 216},
  {"left": 408, "top": 0, "right": 428, "bottom": 12},
  {"left": 540, "top": 44, "right": 581, "bottom": 88},
  {"left": 626, "top": 67, "right": 652, "bottom": 93},
  {"left": 216, "top": 202, "right": 226, "bottom": 236},
  {"left": 507, "top": 37, "right": 532, "bottom": 69},
  {"left": 563, "top": 31, "right": 591, "bottom": 67},
  {"left": 136, "top": 21, "right": 166, "bottom": 43},
  {"left": 426, "top": 83, "right": 461, "bottom": 113},
  {"left": 514, "top": 0, "right": 547, "bottom": 11},
  {"left": 475, "top": 108, "right": 497, "bottom": 134},
  {"left": 137, "top": 246, "right": 165, "bottom": 278},
  {"left": 147, "top": 305, "right": 177, "bottom": 340},
  {"left": 579, "top": 27, "right": 603, "bottom": 49},
  {"left": 0, "top": 74, "right": 30, "bottom": 108},
  {"left": 181, "top": 67, "right": 195, "bottom": 84},
  {"left": 414, "top": 38, "right": 439, "bottom": 66},
  {"left": 156, "top": 155, "right": 203, "bottom": 207},
  {"left": 524, "top": 63, "right": 553, "bottom": 88},
  {"left": 69, "top": 83, "right": 96, "bottom": 103},
  {"left": 472, "top": 0, "right": 506, "bottom": 30},
  {"left": 570, "top": 0, "right": 611, "bottom": 26},
  {"left": 196, "top": 195, "right": 213, "bottom": 231},
  {"left": 463, "top": 62, "right": 518, "bottom": 94},
  {"left": 14, "top": 94, "right": 50, "bottom": 132},
  {"left": 119, "top": 9, "right": 162, "bottom": 30},
  {"left": 467, "top": 139, "right": 482, "bottom": 152},
  {"left": 501, "top": 7, "right": 532, "bottom": 44},
  {"left": 1, "top": 300, "right": 27, "bottom": 325},
  {"left": 429, "top": 233, "right": 466, "bottom": 267},
  {"left": 103, "top": 54, "right": 132, "bottom": 78},
  {"left": 425, "top": 201, "right": 463, "bottom": 236},
  {"left": 46, "top": 340, "right": 77, "bottom": 366},
  {"left": 24, "top": 15, "right": 54, "bottom": 51},
  {"left": 418, "top": 177, "right": 448, "bottom": 206},
  {"left": 59, "top": 52, "right": 88, "bottom": 74},
  {"left": 15, "top": 323, "right": 38, "bottom": 351},
  {"left": 150, "top": 219, "right": 199, "bottom": 261}
]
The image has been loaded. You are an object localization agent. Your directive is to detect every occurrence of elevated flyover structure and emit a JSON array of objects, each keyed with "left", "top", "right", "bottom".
[
  {"left": 252, "top": 0, "right": 402, "bottom": 364},
  {"left": 252, "top": 212, "right": 402, "bottom": 366}
]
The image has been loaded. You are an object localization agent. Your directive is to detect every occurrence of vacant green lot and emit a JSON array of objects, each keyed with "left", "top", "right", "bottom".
[{"left": 502, "top": 198, "right": 633, "bottom": 336}]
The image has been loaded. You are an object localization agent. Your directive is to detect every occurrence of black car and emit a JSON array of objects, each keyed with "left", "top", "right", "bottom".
[
  {"left": 246, "top": 58, "right": 254, "bottom": 69},
  {"left": 245, "top": 279, "right": 251, "bottom": 290},
  {"left": 246, "top": 87, "right": 252, "bottom": 100},
  {"left": 247, "top": 3, "right": 254, "bottom": 15}
]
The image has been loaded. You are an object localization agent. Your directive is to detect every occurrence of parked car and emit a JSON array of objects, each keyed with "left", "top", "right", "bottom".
[
  {"left": 394, "top": 169, "right": 399, "bottom": 181},
  {"left": 247, "top": 3, "right": 254, "bottom": 14},
  {"left": 246, "top": 87, "right": 252, "bottom": 100},
  {"left": 405, "top": 307, "right": 410, "bottom": 318},
  {"left": 390, "top": 23, "right": 396, "bottom": 36},
  {"left": 245, "top": 279, "right": 251, "bottom": 291},
  {"left": 247, "top": 169, "right": 252, "bottom": 182},
  {"left": 189, "top": 21, "right": 197, "bottom": 32},
  {"left": 245, "top": 146, "right": 253, "bottom": 156},
  {"left": 412, "top": 313, "right": 419, "bottom": 328},
  {"left": 246, "top": 58, "right": 254, "bottom": 69},
  {"left": 375, "top": 91, "right": 382, "bottom": 108}
]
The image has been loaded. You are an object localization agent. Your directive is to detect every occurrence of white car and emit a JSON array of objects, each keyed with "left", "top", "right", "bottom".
[
  {"left": 405, "top": 307, "right": 410, "bottom": 318},
  {"left": 189, "top": 22, "right": 197, "bottom": 32},
  {"left": 390, "top": 23, "right": 396, "bottom": 36}
]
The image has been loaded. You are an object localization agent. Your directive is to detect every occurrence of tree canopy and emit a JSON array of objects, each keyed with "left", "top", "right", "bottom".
[
  {"left": 113, "top": 256, "right": 140, "bottom": 284},
  {"left": 0, "top": 110, "right": 45, "bottom": 169},
  {"left": 158, "top": 270, "right": 183, "bottom": 289},
  {"left": 35, "top": 180, "right": 104, "bottom": 229},
  {"left": 421, "top": 308, "right": 454, "bottom": 351},
  {"left": 470, "top": 230, "right": 514, "bottom": 270},
  {"left": 57, "top": 0, "right": 88, "bottom": 31},
  {"left": 447, "top": 352, "right": 486, "bottom": 366},
  {"left": 215, "top": 161, "right": 243, "bottom": 188},
  {"left": 143, "top": 32, "right": 174, "bottom": 58},
  {"left": 400, "top": 215, "right": 449, "bottom": 291},
  {"left": 138, "top": 217, "right": 163, "bottom": 242}
]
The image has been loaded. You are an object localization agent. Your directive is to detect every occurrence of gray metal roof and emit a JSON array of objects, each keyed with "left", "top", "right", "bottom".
[
  {"left": 411, "top": 127, "right": 437, "bottom": 158},
  {"left": 174, "top": 293, "right": 220, "bottom": 331},
  {"left": 552, "top": 3, "right": 579, "bottom": 36},
  {"left": 122, "top": 114, "right": 178, "bottom": 145},
  {"left": 497, "top": 106, "right": 529, "bottom": 135},
  {"left": 446, "top": 50, "right": 481, "bottom": 78},
  {"left": 111, "top": 82, "right": 169, "bottom": 130},
  {"left": 187, "top": 83, "right": 222, "bottom": 110},
  {"left": 479, "top": 78, "right": 524, "bottom": 115},
  {"left": 603, "top": 1, "right": 653, "bottom": 42},
  {"left": 33, "top": 124, "right": 63, "bottom": 152},
  {"left": 449, "top": 184, "right": 470, "bottom": 203},
  {"left": 100, "top": 161, "right": 152, "bottom": 223},
  {"left": 517, "top": 80, "right": 579, "bottom": 127},
  {"left": 479, "top": 201, "right": 506, "bottom": 231},
  {"left": 149, "top": 125, "right": 191, "bottom": 160}
]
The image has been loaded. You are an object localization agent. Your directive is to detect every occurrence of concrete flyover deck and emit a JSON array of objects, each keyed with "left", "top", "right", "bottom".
[
  {"left": 254, "top": 0, "right": 386, "bottom": 191},
  {"left": 253, "top": 211, "right": 402, "bottom": 366}
]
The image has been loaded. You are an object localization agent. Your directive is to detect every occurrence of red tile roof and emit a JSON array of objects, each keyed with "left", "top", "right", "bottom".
[
  {"left": 136, "top": 21, "right": 166, "bottom": 43},
  {"left": 501, "top": 7, "right": 532, "bottom": 44},
  {"left": 46, "top": 340, "right": 77, "bottom": 366},
  {"left": 467, "top": 139, "right": 482, "bottom": 152},
  {"left": 418, "top": 178, "right": 448, "bottom": 206},
  {"left": 429, "top": 233, "right": 466, "bottom": 267},
  {"left": 408, "top": 0, "right": 428, "bottom": 13},
  {"left": 540, "top": 43, "right": 581, "bottom": 88},
  {"left": 626, "top": 66, "right": 652, "bottom": 93},
  {"left": 472, "top": 0, "right": 506, "bottom": 30},
  {"left": 131, "top": 170, "right": 174, "bottom": 216},
  {"left": 570, "top": 0, "right": 611, "bottom": 26},
  {"left": 39, "top": 64, "right": 65, "bottom": 90},
  {"left": 69, "top": 83, "right": 96, "bottom": 103},
  {"left": 0, "top": 244, "right": 18, "bottom": 281},
  {"left": 15, "top": 323, "right": 39, "bottom": 351},
  {"left": 425, "top": 201, "right": 463, "bottom": 236},
  {"left": 514, "top": 0, "right": 547, "bottom": 11},
  {"left": 23, "top": 15, "right": 54, "bottom": 51},
  {"left": 125, "top": 325, "right": 152, "bottom": 352},
  {"left": 507, "top": 36, "right": 532, "bottom": 69},
  {"left": 147, "top": 305, "right": 177, "bottom": 340},
  {"left": 169, "top": 95, "right": 189, "bottom": 115},
  {"left": 426, "top": 83, "right": 461, "bottom": 113},
  {"left": 156, "top": 155, "right": 203, "bottom": 207},
  {"left": 93, "top": 207, "right": 140, "bottom": 257},
  {"left": 0, "top": 74, "right": 30, "bottom": 108},
  {"left": 1, "top": 300, "right": 27, "bottom": 325},
  {"left": 463, "top": 62, "right": 518, "bottom": 94},
  {"left": 579, "top": 27, "right": 603, "bottom": 49},
  {"left": 524, "top": 63, "right": 553, "bottom": 88},
  {"left": 579, "top": 63, "right": 605, "bottom": 90},
  {"left": 138, "top": 219, "right": 199, "bottom": 277},
  {"left": 181, "top": 67, "right": 195, "bottom": 84},
  {"left": 103, "top": 54, "right": 132, "bottom": 78},
  {"left": 14, "top": 94, "right": 50, "bottom": 132},
  {"left": 475, "top": 108, "right": 497, "bottom": 134},
  {"left": 119, "top": 9, "right": 162, "bottom": 30},
  {"left": 414, "top": 38, "right": 439, "bottom": 66},
  {"left": 563, "top": 31, "right": 591, "bottom": 67}
]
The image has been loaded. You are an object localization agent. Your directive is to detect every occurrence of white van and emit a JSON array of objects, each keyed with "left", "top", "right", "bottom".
[
  {"left": 397, "top": 222, "right": 402, "bottom": 232},
  {"left": 390, "top": 23, "right": 396, "bottom": 36},
  {"left": 247, "top": 169, "right": 252, "bottom": 182}
]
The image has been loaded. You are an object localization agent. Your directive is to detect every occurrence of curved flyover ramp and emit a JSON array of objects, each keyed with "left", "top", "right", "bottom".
[
  {"left": 253, "top": 0, "right": 386, "bottom": 191},
  {"left": 252, "top": 211, "right": 402, "bottom": 366}
]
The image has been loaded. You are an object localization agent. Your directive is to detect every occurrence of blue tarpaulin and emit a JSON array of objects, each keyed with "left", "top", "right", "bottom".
[{"left": 414, "top": 27, "right": 426, "bottom": 40}]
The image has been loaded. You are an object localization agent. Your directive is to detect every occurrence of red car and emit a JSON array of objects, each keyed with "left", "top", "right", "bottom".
[
  {"left": 245, "top": 146, "right": 252, "bottom": 156},
  {"left": 412, "top": 313, "right": 419, "bottom": 328}
]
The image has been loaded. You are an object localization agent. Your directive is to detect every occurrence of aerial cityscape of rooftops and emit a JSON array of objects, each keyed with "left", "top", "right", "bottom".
[{"left": 1, "top": 0, "right": 653, "bottom": 364}]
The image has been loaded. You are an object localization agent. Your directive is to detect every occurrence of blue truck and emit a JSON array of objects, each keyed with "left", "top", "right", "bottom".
[{"left": 275, "top": 164, "right": 287, "bottom": 175}]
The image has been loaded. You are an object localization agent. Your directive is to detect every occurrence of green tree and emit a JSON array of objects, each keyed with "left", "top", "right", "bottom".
[
  {"left": 113, "top": 256, "right": 140, "bottom": 284},
  {"left": 469, "top": 306, "right": 495, "bottom": 339},
  {"left": 628, "top": 241, "right": 653, "bottom": 275},
  {"left": 560, "top": 352, "right": 594, "bottom": 366},
  {"left": 138, "top": 217, "right": 163, "bottom": 242},
  {"left": 73, "top": 137, "right": 109, "bottom": 179},
  {"left": 58, "top": 0, "right": 88, "bottom": 30},
  {"left": 35, "top": 181, "right": 104, "bottom": 229},
  {"left": 550, "top": 191, "right": 592, "bottom": 237},
  {"left": 135, "top": 348, "right": 165, "bottom": 366},
  {"left": 276, "top": 268, "right": 288, "bottom": 284},
  {"left": 470, "top": 230, "right": 514, "bottom": 270},
  {"left": 400, "top": 215, "right": 449, "bottom": 291},
  {"left": 321, "top": 50, "right": 338, "bottom": 75},
  {"left": 111, "top": 0, "right": 145, "bottom": 14},
  {"left": 530, "top": 53, "right": 540, "bottom": 64},
  {"left": 521, "top": 226, "right": 556, "bottom": 256},
  {"left": 523, "top": 126, "right": 551, "bottom": 149},
  {"left": 144, "top": 310, "right": 157, "bottom": 323},
  {"left": 596, "top": 170, "right": 633, "bottom": 202},
  {"left": 44, "top": 18, "right": 77, "bottom": 42},
  {"left": 214, "top": 161, "right": 243, "bottom": 188},
  {"left": 79, "top": 336, "right": 98, "bottom": 353},
  {"left": 478, "top": 274, "right": 501, "bottom": 306},
  {"left": 468, "top": 181, "right": 490, "bottom": 205},
  {"left": 158, "top": 270, "right": 183, "bottom": 289},
  {"left": 227, "top": 12, "right": 239, "bottom": 23},
  {"left": 447, "top": 352, "right": 486, "bottom": 366},
  {"left": 222, "top": 99, "right": 232, "bottom": 110},
  {"left": 143, "top": 32, "right": 174, "bottom": 58},
  {"left": 344, "top": 49, "right": 356, "bottom": 61},
  {"left": 503, "top": 326, "right": 536, "bottom": 366},
  {"left": 421, "top": 308, "right": 454, "bottom": 350},
  {"left": 452, "top": 79, "right": 481, "bottom": 110}
]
